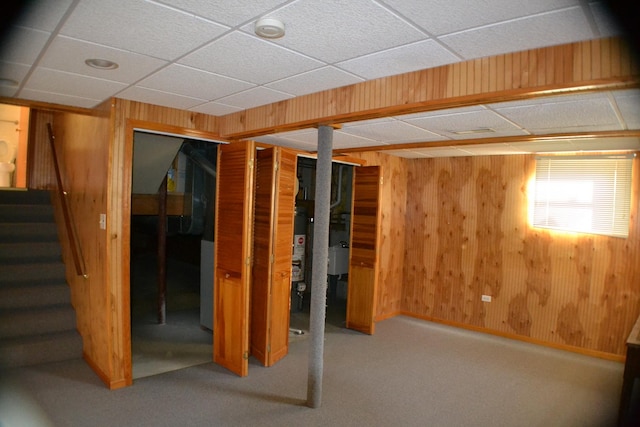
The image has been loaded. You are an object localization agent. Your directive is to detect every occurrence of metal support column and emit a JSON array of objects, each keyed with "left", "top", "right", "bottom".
[{"left": 307, "top": 125, "right": 333, "bottom": 408}]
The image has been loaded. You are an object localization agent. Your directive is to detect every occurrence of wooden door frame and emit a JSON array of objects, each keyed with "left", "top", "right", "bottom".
[{"left": 121, "top": 120, "right": 225, "bottom": 383}]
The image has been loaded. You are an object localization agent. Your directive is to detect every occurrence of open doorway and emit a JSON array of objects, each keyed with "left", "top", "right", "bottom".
[
  {"left": 129, "top": 131, "right": 218, "bottom": 379},
  {"left": 0, "top": 104, "right": 29, "bottom": 189},
  {"left": 289, "top": 156, "right": 354, "bottom": 335}
]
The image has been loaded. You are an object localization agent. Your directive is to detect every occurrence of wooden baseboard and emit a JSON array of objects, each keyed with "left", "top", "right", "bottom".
[{"left": 376, "top": 311, "right": 625, "bottom": 363}]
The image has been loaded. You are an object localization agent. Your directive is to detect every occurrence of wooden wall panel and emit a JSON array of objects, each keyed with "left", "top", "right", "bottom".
[
  {"left": 45, "top": 111, "right": 111, "bottom": 382},
  {"left": 403, "top": 154, "right": 640, "bottom": 357},
  {"left": 218, "top": 38, "right": 638, "bottom": 140},
  {"left": 348, "top": 152, "right": 407, "bottom": 320}
]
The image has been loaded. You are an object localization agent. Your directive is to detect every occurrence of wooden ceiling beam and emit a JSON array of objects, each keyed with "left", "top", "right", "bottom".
[
  {"left": 331, "top": 130, "right": 640, "bottom": 154},
  {"left": 217, "top": 37, "right": 640, "bottom": 141}
]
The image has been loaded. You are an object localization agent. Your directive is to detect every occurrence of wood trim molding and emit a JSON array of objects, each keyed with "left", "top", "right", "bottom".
[
  {"left": 399, "top": 311, "right": 625, "bottom": 362},
  {"left": 334, "top": 130, "right": 640, "bottom": 154},
  {"left": 217, "top": 37, "right": 639, "bottom": 141}
]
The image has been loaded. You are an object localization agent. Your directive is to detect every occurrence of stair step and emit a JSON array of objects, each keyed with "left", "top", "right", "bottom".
[
  {"left": 0, "top": 189, "right": 52, "bottom": 205},
  {"left": 0, "top": 305, "right": 77, "bottom": 339},
  {"left": 0, "top": 222, "right": 59, "bottom": 243},
  {"left": 0, "top": 262, "right": 65, "bottom": 285},
  {"left": 0, "top": 203, "right": 54, "bottom": 223},
  {"left": 0, "top": 330, "right": 82, "bottom": 368},
  {"left": 0, "top": 282, "right": 71, "bottom": 309},
  {"left": 0, "top": 242, "right": 61, "bottom": 263},
  {"left": 0, "top": 189, "right": 83, "bottom": 370}
]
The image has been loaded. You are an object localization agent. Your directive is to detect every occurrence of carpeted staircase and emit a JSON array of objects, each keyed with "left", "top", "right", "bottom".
[{"left": 0, "top": 189, "right": 82, "bottom": 369}]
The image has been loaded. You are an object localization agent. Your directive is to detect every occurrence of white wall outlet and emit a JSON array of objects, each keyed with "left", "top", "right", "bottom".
[
  {"left": 99, "top": 213, "right": 106, "bottom": 230},
  {"left": 481, "top": 294, "right": 492, "bottom": 302}
]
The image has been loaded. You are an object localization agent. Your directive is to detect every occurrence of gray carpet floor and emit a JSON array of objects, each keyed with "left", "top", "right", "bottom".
[{"left": 0, "top": 314, "right": 627, "bottom": 427}]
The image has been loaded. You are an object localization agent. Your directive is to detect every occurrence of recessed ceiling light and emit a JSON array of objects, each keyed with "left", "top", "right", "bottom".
[
  {"left": 0, "top": 78, "right": 18, "bottom": 87},
  {"left": 85, "top": 58, "right": 119, "bottom": 70},
  {"left": 255, "top": 17, "right": 285, "bottom": 39}
]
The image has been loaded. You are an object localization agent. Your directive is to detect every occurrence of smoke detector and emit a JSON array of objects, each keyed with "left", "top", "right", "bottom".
[{"left": 255, "top": 18, "right": 285, "bottom": 39}]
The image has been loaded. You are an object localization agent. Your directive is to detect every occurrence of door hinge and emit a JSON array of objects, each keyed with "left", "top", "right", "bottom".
[
  {"left": 243, "top": 351, "right": 249, "bottom": 360},
  {"left": 274, "top": 160, "right": 279, "bottom": 172},
  {"left": 248, "top": 159, "right": 254, "bottom": 170},
  {"left": 380, "top": 176, "right": 384, "bottom": 185},
  {"left": 267, "top": 344, "right": 271, "bottom": 353},
  {"left": 270, "top": 254, "right": 274, "bottom": 264}
]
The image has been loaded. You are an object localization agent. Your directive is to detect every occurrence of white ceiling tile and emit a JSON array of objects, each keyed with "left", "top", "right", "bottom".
[
  {"left": 1, "top": 26, "right": 50, "bottom": 65},
  {"left": 180, "top": 32, "right": 322, "bottom": 85},
  {"left": 569, "top": 137, "right": 640, "bottom": 152},
  {"left": 19, "top": 88, "right": 103, "bottom": 109},
  {"left": 589, "top": 1, "right": 624, "bottom": 37},
  {"left": 0, "top": 62, "right": 30, "bottom": 89},
  {"left": 215, "top": 86, "right": 293, "bottom": 109},
  {"left": 155, "top": 0, "right": 289, "bottom": 26},
  {"left": 138, "top": 64, "right": 255, "bottom": 100},
  {"left": 613, "top": 89, "right": 640, "bottom": 129},
  {"left": 23, "top": 68, "right": 128, "bottom": 100},
  {"left": 0, "top": 85, "right": 19, "bottom": 98},
  {"left": 380, "top": 0, "right": 579, "bottom": 36},
  {"left": 384, "top": 149, "right": 431, "bottom": 158},
  {"left": 12, "top": 0, "right": 74, "bottom": 32},
  {"left": 245, "top": 0, "right": 426, "bottom": 63},
  {"left": 332, "top": 131, "right": 388, "bottom": 149},
  {"left": 189, "top": 102, "right": 243, "bottom": 116},
  {"left": 341, "top": 119, "right": 444, "bottom": 143},
  {"left": 415, "top": 147, "right": 473, "bottom": 157},
  {"left": 398, "top": 105, "right": 487, "bottom": 121},
  {"left": 458, "top": 143, "right": 530, "bottom": 155},
  {"left": 404, "top": 109, "right": 527, "bottom": 139},
  {"left": 266, "top": 67, "right": 363, "bottom": 96},
  {"left": 253, "top": 135, "right": 317, "bottom": 151},
  {"left": 117, "top": 86, "right": 207, "bottom": 110},
  {"left": 337, "top": 40, "right": 460, "bottom": 80},
  {"left": 490, "top": 91, "right": 607, "bottom": 109},
  {"left": 60, "top": 0, "right": 229, "bottom": 61},
  {"left": 511, "top": 140, "right": 581, "bottom": 152},
  {"left": 441, "top": 7, "right": 594, "bottom": 60},
  {"left": 494, "top": 97, "right": 622, "bottom": 133},
  {"left": 39, "top": 36, "right": 168, "bottom": 84}
]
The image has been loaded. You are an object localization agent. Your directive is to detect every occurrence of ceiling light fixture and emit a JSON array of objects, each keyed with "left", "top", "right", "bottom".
[
  {"left": 0, "top": 78, "right": 18, "bottom": 87},
  {"left": 85, "top": 58, "right": 119, "bottom": 70},
  {"left": 452, "top": 128, "right": 496, "bottom": 135},
  {"left": 255, "top": 17, "right": 285, "bottom": 39}
]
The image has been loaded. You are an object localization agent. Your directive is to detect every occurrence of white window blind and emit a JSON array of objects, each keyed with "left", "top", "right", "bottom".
[{"left": 533, "top": 154, "right": 634, "bottom": 238}]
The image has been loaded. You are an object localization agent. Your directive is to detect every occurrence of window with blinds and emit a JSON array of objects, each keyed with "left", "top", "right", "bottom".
[{"left": 532, "top": 154, "right": 634, "bottom": 238}]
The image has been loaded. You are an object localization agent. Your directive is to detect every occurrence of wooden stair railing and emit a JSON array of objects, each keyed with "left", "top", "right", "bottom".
[{"left": 46, "top": 123, "right": 88, "bottom": 279}]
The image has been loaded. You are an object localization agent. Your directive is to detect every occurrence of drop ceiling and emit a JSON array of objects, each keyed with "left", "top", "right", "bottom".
[{"left": 0, "top": 0, "right": 639, "bottom": 158}]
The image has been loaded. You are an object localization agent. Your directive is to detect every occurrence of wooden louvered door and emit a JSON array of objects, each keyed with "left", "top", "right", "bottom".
[
  {"left": 251, "top": 147, "right": 297, "bottom": 366},
  {"left": 346, "top": 166, "right": 382, "bottom": 335},
  {"left": 213, "top": 141, "right": 255, "bottom": 376}
]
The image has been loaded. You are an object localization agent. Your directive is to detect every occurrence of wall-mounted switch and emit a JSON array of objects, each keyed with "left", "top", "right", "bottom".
[
  {"left": 481, "top": 295, "right": 492, "bottom": 302},
  {"left": 99, "top": 213, "right": 106, "bottom": 230}
]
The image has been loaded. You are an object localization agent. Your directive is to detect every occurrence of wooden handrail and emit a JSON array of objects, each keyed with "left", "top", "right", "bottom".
[{"left": 46, "top": 123, "right": 88, "bottom": 279}]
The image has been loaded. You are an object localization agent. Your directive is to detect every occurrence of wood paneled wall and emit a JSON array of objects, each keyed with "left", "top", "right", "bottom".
[
  {"left": 401, "top": 154, "right": 640, "bottom": 358},
  {"left": 29, "top": 109, "right": 113, "bottom": 381}
]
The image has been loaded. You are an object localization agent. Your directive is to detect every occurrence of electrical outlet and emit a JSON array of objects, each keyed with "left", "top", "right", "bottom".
[
  {"left": 481, "top": 295, "right": 492, "bottom": 302},
  {"left": 99, "top": 213, "right": 106, "bottom": 230}
]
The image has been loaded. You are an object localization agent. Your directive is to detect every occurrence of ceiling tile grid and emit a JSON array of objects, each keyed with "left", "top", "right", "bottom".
[{"left": 0, "top": 0, "right": 637, "bottom": 158}]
